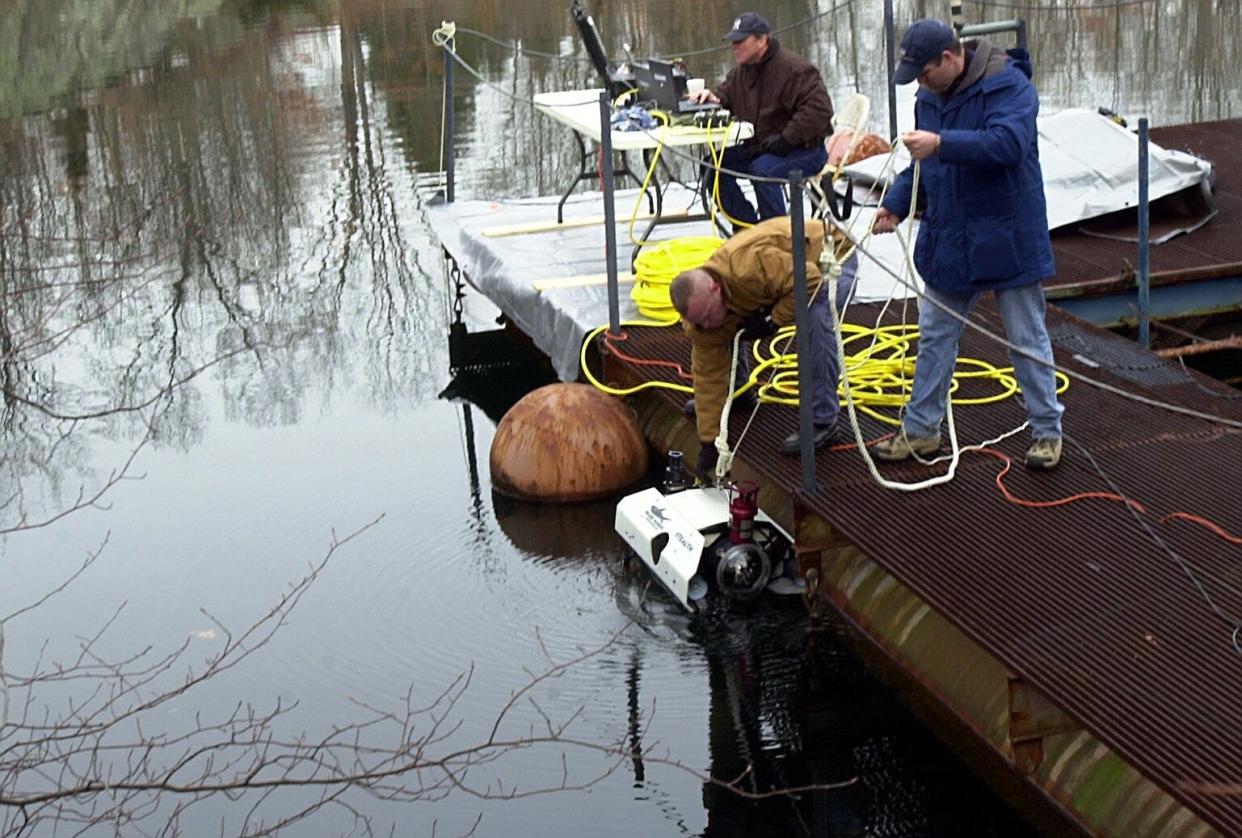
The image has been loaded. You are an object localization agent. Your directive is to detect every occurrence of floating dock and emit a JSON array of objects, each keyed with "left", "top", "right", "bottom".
[
  {"left": 1048, "top": 119, "right": 1242, "bottom": 341},
  {"left": 426, "top": 118, "right": 1242, "bottom": 835},
  {"left": 602, "top": 299, "right": 1241, "bottom": 836}
]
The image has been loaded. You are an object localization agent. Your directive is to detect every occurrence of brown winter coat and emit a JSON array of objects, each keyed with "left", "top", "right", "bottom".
[
  {"left": 682, "top": 216, "right": 846, "bottom": 443},
  {"left": 717, "top": 38, "right": 834, "bottom": 150}
]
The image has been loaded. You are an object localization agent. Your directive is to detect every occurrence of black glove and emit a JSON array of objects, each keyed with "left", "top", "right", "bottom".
[
  {"left": 738, "top": 313, "right": 777, "bottom": 342},
  {"left": 696, "top": 442, "right": 719, "bottom": 482},
  {"left": 759, "top": 133, "right": 792, "bottom": 157}
]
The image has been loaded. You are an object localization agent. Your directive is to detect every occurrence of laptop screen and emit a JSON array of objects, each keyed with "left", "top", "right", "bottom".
[{"left": 632, "top": 60, "right": 682, "bottom": 111}]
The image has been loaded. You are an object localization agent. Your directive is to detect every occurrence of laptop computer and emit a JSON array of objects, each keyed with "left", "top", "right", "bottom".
[{"left": 632, "top": 59, "right": 720, "bottom": 115}]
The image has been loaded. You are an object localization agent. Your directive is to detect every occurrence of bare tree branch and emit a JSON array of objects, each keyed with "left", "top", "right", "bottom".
[{"left": 1, "top": 526, "right": 857, "bottom": 834}]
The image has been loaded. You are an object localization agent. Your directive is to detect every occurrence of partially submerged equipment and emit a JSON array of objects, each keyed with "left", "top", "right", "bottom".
[
  {"left": 490, "top": 382, "right": 648, "bottom": 502},
  {"left": 615, "top": 455, "right": 798, "bottom": 611}
]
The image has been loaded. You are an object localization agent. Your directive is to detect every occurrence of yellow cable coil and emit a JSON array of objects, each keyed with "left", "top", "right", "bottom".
[
  {"left": 584, "top": 127, "right": 1070, "bottom": 427},
  {"left": 747, "top": 322, "right": 1070, "bottom": 426},
  {"left": 583, "top": 317, "right": 1069, "bottom": 426},
  {"left": 629, "top": 235, "right": 724, "bottom": 322}
]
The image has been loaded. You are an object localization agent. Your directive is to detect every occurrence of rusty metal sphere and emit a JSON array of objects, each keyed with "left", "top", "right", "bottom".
[
  {"left": 826, "top": 130, "right": 891, "bottom": 166},
  {"left": 489, "top": 383, "right": 648, "bottom": 503}
]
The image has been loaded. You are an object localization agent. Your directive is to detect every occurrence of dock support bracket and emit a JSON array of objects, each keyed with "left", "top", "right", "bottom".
[
  {"left": 792, "top": 500, "right": 848, "bottom": 616},
  {"left": 444, "top": 248, "right": 526, "bottom": 372},
  {"left": 1008, "top": 677, "right": 1080, "bottom": 775}
]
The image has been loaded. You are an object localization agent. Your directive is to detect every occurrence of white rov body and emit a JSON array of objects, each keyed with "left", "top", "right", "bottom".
[{"left": 614, "top": 486, "right": 796, "bottom": 611}]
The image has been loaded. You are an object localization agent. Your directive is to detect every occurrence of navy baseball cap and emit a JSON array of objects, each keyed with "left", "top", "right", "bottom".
[
  {"left": 893, "top": 19, "right": 957, "bottom": 84},
  {"left": 722, "top": 11, "right": 770, "bottom": 42}
]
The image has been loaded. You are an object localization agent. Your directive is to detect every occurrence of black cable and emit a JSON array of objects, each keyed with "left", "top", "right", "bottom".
[
  {"left": 966, "top": 0, "right": 1154, "bottom": 9},
  {"left": 1176, "top": 358, "right": 1242, "bottom": 400},
  {"left": 1063, "top": 432, "right": 1242, "bottom": 657},
  {"left": 454, "top": 26, "right": 595, "bottom": 64}
]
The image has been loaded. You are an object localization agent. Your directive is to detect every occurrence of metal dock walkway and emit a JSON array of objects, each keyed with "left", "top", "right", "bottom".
[
  {"left": 1046, "top": 118, "right": 1242, "bottom": 340},
  {"left": 1049, "top": 119, "right": 1242, "bottom": 290},
  {"left": 600, "top": 300, "right": 1241, "bottom": 834}
]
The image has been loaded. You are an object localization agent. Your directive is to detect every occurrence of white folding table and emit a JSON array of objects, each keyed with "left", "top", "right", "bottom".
[{"left": 533, "top": 89, "right": 753, "bottom": 263}]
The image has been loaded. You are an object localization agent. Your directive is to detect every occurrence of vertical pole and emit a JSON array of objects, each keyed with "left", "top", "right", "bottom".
[
  {"left": 462, "top": 404, "right": 479, "bottom": 501},
  {"left": 884, "top": 0, "right": 898, "bottom": 141},
  {"left": 600, "top": 92, "right": 621, "bottom": 336},
  {"left": 1137, "top": 118, "right": 1151, "bottom": 349},
  {"left": 789, "top": 173, "right": 816, "bottom": 495},
  {"left": 442, "top": 38, "right": 455, "bottom": 203}
]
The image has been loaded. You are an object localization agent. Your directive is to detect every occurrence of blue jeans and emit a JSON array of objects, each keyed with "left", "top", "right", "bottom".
[
  {"left": 902, "top": 281, "right": 1064, "bottom": 439},
  {"left": 807, "top": 253, "right": 859, "bottom": 426},
  {"left": 711, "top": 143, "right": 829, "bottom": 226}
]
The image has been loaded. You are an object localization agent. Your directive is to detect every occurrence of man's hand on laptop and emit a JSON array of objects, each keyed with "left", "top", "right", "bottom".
[{"left": 686, "top": 89, "right": 720, "bottom": 105}]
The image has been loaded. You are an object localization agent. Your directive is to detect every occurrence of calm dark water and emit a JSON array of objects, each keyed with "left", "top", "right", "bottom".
[{"left": 1, "top": 0, "right": 1235, "bottom": 834}]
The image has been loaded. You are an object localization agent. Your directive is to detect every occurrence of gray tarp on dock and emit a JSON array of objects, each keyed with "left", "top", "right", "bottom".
[
  {"left": 424, "top": 112, "right": 1214, "bottom": 381},
  {"left": 423, "top": 185, "right": 916, "bottom": 380}
]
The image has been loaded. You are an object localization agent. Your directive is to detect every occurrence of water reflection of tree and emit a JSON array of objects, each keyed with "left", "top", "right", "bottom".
[
  {"left": 0, "top": 0, "right": 232, "bottom": 120},
  {"left": 1, "top": 3, "right": 447, "bottom": 531}
]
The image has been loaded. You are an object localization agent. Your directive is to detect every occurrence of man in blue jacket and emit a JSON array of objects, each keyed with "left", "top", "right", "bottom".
[{"left": 870, "top": 18, "right": 1064, "bottom": 470}]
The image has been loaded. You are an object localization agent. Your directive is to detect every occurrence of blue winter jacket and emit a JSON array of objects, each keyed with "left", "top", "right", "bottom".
[{"left": 882, "top": 42, "right": 1055, "bottom": 294}]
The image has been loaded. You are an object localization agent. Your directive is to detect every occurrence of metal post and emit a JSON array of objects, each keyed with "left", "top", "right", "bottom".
[
  {"left": 789, "top": 173, "right": 816, "bottom": 495},
  {"left": 442, "top": 36, "right": 455, "bottom": 203},
  {"left": 1137, "top": 117, "right": 1151, "bottom": 349},
  {"left": 599, "top": 92, "right": 621, "bottom": 336},
  {"left": 960, "top": 20, "right": 1028, "bottom": 52},
  {"left": 884, "top": 0, "right": 898, "bottom": 141}
]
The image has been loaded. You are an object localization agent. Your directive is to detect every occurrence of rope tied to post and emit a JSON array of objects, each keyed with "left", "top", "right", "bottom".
[{"left": 431, "top": 21, "right": 457, "bottom": 47}]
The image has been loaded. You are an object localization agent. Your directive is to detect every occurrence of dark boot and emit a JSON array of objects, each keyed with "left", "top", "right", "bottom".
[
  {"left": 683, "top": 391, "right": 754, "bottom": 418},
  {"left": 779, "top": 422, "right": 838, "bottom": 455}
]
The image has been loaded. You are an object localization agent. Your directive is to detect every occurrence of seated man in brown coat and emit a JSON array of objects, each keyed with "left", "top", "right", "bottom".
[
  {"left": 687, "top": 11, "right": 834, "bottom": 228},
  {"left": 669, "top": 216, "right": 858, "bottom": 477}
]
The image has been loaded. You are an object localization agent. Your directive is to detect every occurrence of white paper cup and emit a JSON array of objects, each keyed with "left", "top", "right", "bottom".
[{"left": 687, "top": 78, "right": 705, "bottom": 96}]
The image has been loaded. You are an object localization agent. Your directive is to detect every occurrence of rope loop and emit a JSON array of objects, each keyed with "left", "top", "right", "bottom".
[{"left": 431, "top": 21, "right": 457, "bottom": 47}]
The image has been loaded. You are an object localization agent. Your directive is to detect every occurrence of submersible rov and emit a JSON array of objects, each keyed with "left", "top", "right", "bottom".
[{"left": 614, "top": 452, "right": 800, "bottom": 611}]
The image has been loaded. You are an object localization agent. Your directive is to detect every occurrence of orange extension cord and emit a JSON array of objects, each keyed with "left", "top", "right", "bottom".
[
  {"left": 832, "top": 434, "right": 1240, "bottom": 548},
  {"left": 598, "top": 332, "right": 1241, "bottom": 549}
]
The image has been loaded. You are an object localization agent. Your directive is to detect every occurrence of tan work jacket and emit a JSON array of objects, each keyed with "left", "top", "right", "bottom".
[{"left": 682, "top": 216, "right": 843, "bottom": 443}]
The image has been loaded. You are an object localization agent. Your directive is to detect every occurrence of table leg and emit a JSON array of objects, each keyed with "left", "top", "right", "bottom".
[
  {"left": 556, "top": 133, "right": 657, "bottom": 223},
  {"left": 556, "top": 131, "right": 591, "bottom": 224},
  {"left": 696, "top": 157, "right": 732, "bottom": 238}
]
